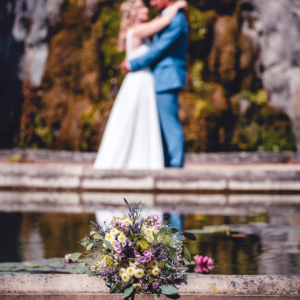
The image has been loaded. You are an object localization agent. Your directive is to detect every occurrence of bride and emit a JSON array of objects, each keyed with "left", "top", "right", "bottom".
[{"left": 94, "top": 0, "right": 187, "bottom": 170}]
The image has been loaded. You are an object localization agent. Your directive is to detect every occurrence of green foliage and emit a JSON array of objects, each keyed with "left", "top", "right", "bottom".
[
  {"left": 160, "top": 285, "right": 178, "bottom": 295},
  {"left": 231, "top": 90, "right": 297, "bottom": 151}
]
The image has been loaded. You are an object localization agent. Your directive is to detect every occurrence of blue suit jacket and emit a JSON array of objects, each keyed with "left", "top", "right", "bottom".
[{"left": 130, "top": 12, "right": 188, "bottom": 93}]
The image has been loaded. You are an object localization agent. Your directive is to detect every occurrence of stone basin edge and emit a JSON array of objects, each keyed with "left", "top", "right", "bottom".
[{"left": 0, "top": 274, "right": 299, "bottom": 296}]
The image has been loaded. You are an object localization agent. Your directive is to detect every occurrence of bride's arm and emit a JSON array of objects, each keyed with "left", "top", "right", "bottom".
[{"left": 132, "top": 1, "right": 187, "bottom": 39}]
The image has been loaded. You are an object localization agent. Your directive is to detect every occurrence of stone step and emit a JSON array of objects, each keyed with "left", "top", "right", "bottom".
[{"left": 0, "top": 274, "right": 299, "bottom": 298}]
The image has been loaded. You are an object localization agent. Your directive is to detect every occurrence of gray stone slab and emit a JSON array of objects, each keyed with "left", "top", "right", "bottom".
[{"left": 0, "top": 275, "right": 300, "bottom": 296}]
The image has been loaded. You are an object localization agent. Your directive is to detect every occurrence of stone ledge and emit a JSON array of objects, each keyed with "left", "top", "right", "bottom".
[
  {"left": 0, "top": 275, "right": 299, "bottom": 296},
  {"left": 1, "top": 163, "right": 300, "bottom": 192}
]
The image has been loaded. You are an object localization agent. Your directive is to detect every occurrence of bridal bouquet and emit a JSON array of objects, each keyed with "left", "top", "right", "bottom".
[{"left": 70, "top": 199, "right": 196, "bottom": 299}]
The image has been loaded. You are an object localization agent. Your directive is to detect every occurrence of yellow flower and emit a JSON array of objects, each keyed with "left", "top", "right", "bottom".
[
  {"left": 110, "top": 229, "right": 119, "bottom": 236},
  {"left": 106, "top": 234, "right": 115, "bottom": 242},
  {"left": 136, "top": 240, "right": 150, "bottom": 252},
  {"left": 150, "top": 261, "right": 158, "bottom": 269},
  {"left": 118, "top": 235, "right": 126, "bottom": 243},
  {"left": 158, "top": 261, "right": 164, "bottom": 268},
  {"left": 135, "top": 268, "right": 144, "bottom": 278},
  {"left": 146, "top": 235, "right": 154, "bottom": 243},
  {"left": 129, "top": 260, "right": 136, "bottom": 267},
  {"left": 152, "top": 268, "right": 160, "bottom": 276},
  {"left": 133, "top": 284, "right": 142, "bottom": 290},
  {"left": 129, "top": 277, "right": 134, "bottom": 284},
  {"left": 147, "top": 269, "right": 152, "bottom": 276},
  {"left": 98, "top": 261, "right": 103, "bottom": 268},
  {"left": 144, "top": 228, "right": 153, "bottom": 236},
  {"left": 141, "top": 225, "right": 146, "bottom": 230},
  {"left": 126, "top": 267, "right": 135, "bottom": 277},
  {"left": 119, "top": 268, "right": 126, "bottom": 276},
  {"left": 122, "top": 273, "right": 130, "bottom": 282}
]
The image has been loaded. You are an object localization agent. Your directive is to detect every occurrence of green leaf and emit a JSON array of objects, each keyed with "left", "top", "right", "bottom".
[
  {"left": 87, "top": 243, "right": 94, "bottom": 250},
  {"left": 166, "top": 243, "right": 177, "bottom": 249},
  {"left": 168, "top": 228, "right": 179, "bottom": 236},
  {"left": 103, "top": 239, "right": 114, "bottom": 251},
  {"left": 167, "top": 248, "right": 178, "bottom": 262},
  {"left": 69, "top": 253, "right": 81, "bottom": 260},
  {"left": 165, "top": 262, "right": 175, "bottom": 270},
  {"left": 182, "top": 232, "right": 197, "bottom": 241},
  {"left": 93, "top": 234, "right": 103, "bottom": 240},
  {"left": 160, "top": 285, "right": 178, "bottom": 295},
  {"left": 90, "top": 231, "right": 96, "bottom": 236},
  {"left": 122, "top": 286, "right": 134, "bottom": 298},
  {"left": 80, "top": 238, "right": 89, "bottom": 246},
  {"left": 111, "top": 282, "right": 123, "bottom": 293},
  {"left": 124, "top": 198, "right": 130, "bottom": 209},
  {"left": 86, "top": 268, "right": 97, "bottom": 276},
  {"left": 184, "top": 247, "right": 191, "bottom": 263},
  {"left": 159, "top": 227, "right": 167, "bottom": 236},
  {"left": 105, "top": 279, "right": 113, "bottom": 288},
  {"left": 73, "top": 262, "right": 85, "bottom": 274},
  {"left": 154, "top": 296, "right": 160, "bottom": 300},
  {"left": 139, "top": 202, "right": 143, "bottom": 212}
]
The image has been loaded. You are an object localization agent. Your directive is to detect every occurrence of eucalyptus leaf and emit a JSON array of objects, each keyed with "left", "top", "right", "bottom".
[
  {"left": 159, "top": 227, "right": 167, "bottom": 236},
  {"left": 182, "top": 232, "right": 197, "bottom": 241},
  {"left": 167, "top": 248, "right": 178, "bottom": 262},
  {"left": 124, "top": 198, "right": 130, "bottom": 209},
  {"left": 80, "top": 238, "right": 89, "bottom": 246},
  {"left": 73, "top": 262, "right": 85, "bottom": 274},
  {"left": 93, "top": 234, "right": 103, "bottom": 240},
  {"left": 105, "top": 279, "right": 113, "bottom": 288},
  {"left": 122, "top": 286, "right": 134, "bottom": 298},
  {"left": 139, "top": 202, "right": 143, "bottom": 212},
  {"left": 90, "top": 231, "right": 96, "bottom": 236},
  {"left": 154, "top": 296, "right": 160, "bottom": 300},
  {"left": 69, "top": 253, "right": 82, "bottom": 260},
  {"left": 168, "top": 228, "right": 179, "bottom": 236},
  {"left": 103, "top": 239, "right": 114, "bottom": 251},
  {"left": 87, "top": 243, "right": 94, "bottom": 250},
  {"left": 160, "top": 285, "right": 178, "bottom": 295},
  {"left": 165, "top": 262, "right": 175, "bottom": 270},
  {"left": 166, "top": 243, "right": 177, "bottom": 249},
  {"left": 111, "top": 282, "right": 123, "bottom": 293},
  {"left": 86, "top": 268, "right": 97, "bottom": 276},
  {"left": 184, "top": 247, "right": 191, "bottom": 263}
]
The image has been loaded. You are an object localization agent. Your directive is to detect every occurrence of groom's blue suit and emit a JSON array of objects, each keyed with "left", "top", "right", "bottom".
[{"left": 130, "top": 12, "right": 188, "bottom": 168}]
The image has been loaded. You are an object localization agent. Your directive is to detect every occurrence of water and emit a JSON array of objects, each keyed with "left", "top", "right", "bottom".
[{"left": 1, "top": 203, "right": 300, "bottom": 275}]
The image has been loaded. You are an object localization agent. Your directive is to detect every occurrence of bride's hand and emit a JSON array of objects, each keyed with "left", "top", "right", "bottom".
[{"left": 174, "top": 0, "right": 188, "bottom": 11}]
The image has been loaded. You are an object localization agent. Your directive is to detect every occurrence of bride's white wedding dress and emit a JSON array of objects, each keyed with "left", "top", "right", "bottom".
[{"left": 94, "top": 29, "right": 164, "bottom": 170}]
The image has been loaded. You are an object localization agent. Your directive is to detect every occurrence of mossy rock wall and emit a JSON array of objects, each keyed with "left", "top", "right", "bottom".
[{"left": 14, "top": 0, "right": 297, "bottom": 152}]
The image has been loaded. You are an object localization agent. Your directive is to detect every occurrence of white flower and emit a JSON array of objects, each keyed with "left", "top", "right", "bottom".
[
  {"left": 106, "top": 234, "right": 115, "bottom": 242},
  {"left": 126, "top": 267, "right": 135, "bottom": 277},
  {"left": 152, "top": 226, "right": 159, "bottom": 234},
  {"left": 157, "top": 236, "right": 163, "bottom": 242},
  {"left": 122, "top": 273, "right": 130, "bottom": 282},
  {"left": 118, "top": 235, "right": 126, "bottom": 243},
  {"left": 152, "top": 268, "right": 160, "bottom": 276},
  {"left": 144, "top": 228, "right": 153, "bottom": 236},
  {"left": 110, "top": 228, "right": 119, "bottom": 236},
  {"left": 133, "top": 283, "right": 142, "bottom": 290},
  {"left": 135, "top": 268, "right": 144, "bottom": 278},
  {"left": 119, "top": 268, "right": 126, "bottom": 276},
  {"left": 146, "top": 235, "right": 154, "bottom": 243}
]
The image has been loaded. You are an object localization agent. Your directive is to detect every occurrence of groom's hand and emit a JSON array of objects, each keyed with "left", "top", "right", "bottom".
[{"left": 120, "top": 60, "right": 130, "bottom": 74}]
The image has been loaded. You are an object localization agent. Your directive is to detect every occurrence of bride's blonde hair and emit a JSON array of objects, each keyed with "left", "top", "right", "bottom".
[{"left": 118, "top": 0, "right": 143, "bottom": 52}]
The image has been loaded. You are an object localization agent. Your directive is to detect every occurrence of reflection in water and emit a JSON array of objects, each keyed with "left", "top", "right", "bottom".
[{"left": 0, "top": 209, "right": 300, "bottom": 275}]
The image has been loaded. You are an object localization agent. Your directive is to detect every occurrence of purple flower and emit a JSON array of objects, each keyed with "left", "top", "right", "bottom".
[
  {"left": 134, "top": 251, "right": 140, "bottom": 257},
  {"left": 118, "top": 252, "right": 125, "bottom": 258},
  {"left": 155, "top": 221, "right": 161, "bottom": 227},
  {"left": 145, "top": 256, "right": 151, "bottom": 262},
  {"left": 139, "top": 279, "right": 143, "bottom": 284},
  {"left": 122, "top": 241, "right": 127, "bottom": 247},
  {"left": 143, "top": 250, "right": 152, "bottom": 257},
  {"left": 152, "top": 282, "right": 159, "bottom": 289},
  {"left": 143, "top": 285, "right": 148, "bottom": 290},
  {"left": 172, "top": 260, "right": 179, "bottom": 268}
]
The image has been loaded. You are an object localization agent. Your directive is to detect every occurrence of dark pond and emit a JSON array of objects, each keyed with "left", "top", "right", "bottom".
[{"left": 1, "top": 208, "right": 300, "bottom": 275}]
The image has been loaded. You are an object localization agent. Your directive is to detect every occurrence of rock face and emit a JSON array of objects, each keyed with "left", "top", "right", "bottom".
[
  {"left": 0, "top": 0, "right": 298, "bottom": 151},
  {"left": 242, "top": 0, "right": 300, "bottom": 148}
]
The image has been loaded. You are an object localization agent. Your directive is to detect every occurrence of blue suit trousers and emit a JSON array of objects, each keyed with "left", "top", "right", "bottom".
[{"left": 156, "top": 91, "right": 184, "bottom": 168}]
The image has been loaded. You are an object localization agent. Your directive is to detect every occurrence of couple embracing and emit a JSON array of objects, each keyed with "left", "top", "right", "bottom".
[{"left": 94, "top": 0, "right": 188, "bottom": 169}]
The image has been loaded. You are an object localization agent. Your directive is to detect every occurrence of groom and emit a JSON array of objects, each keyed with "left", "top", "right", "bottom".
[{"left": 120, "top": 0, "right": 188, "bottom": 168}]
